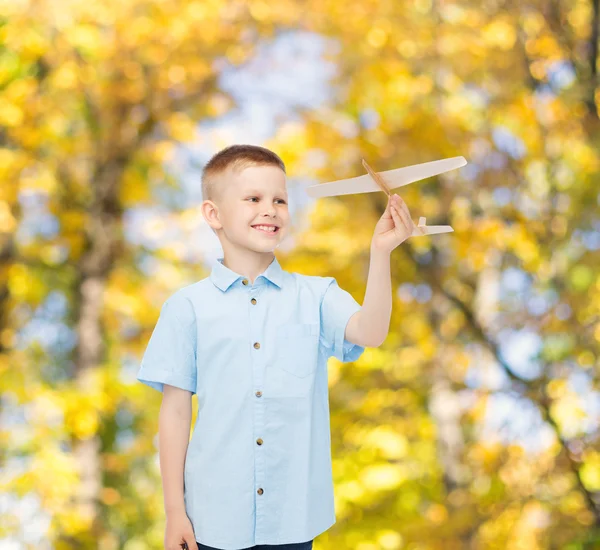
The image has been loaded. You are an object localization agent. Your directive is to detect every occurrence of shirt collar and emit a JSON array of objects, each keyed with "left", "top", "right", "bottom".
[{"left": 210, "top": 255, "right": 284, "bottom": 292}]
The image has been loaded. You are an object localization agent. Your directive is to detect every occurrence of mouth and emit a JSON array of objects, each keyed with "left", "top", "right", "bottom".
[{"left": 251, "top": 225, "right": 280, "bottom": 236}]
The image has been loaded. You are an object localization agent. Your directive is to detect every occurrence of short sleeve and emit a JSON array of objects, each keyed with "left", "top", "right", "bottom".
[
  {"left": 319, "top": 277, "right": 365, "bottom": 363},
  {"left": 137, "top": 295, "right": 198, "bottom": 394}
]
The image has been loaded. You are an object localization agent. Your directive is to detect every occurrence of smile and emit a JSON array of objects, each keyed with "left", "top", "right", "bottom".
[{"left": 251, "top": 225, "right": 280, "bottom": 235}]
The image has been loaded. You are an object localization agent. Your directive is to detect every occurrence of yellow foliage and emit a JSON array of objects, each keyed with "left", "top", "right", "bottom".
[
  {"left": 376, "top": 530, "right": 403, "bottom": 550},
  {"left": 425, "top": 502, "right": 449, "bottom": 523},
  {"left": 165, "top": 112, "right": 197, "bottom": 142},
  {"left": 0, "top": 0, "right": 597, "bottom": 546},
  {"left": 482, "top": 18, "right": 517, "bottom": 50},
  {"left": 8, "top": 263, "right": 46, "bottom": 302},
  {"left": 121, "top": 168, "right": 152, "bottom": 204},
  {"left": 249, "top": 1, "right": 271, "bottom": 22},
  {"left": 150, "top": 140, "right": 176, "bottom": 162},
  {"left": 69, "top": 24, "right": 102, "bottom": 52},
  {"left": 29, "top": 446, "right": 80, "bottom": 503},
  {"left": 367, "top": 27, "right": 387, "bottom": 49},
  {"left": 0, "top": 200, "right": 16, "bottom": 232},
  {"left": 50, "top": 61, "right": 80, "bottom": 91},
  {"left": 359, "top": 462, "right": 407, "bottom": 490},
  {"left": 551, "top": 394, "right": 588, "bottom": 436},
  {"left": 580, "top": 453, "right": 600, "bottom": 491},
  {"left": 363, "top": 426, "right": 409, "bottom": 459},
  {"left": 0, "top": 101, "right": 23, "bottom": 127},
  {"left": 338, "top": 479, "right": 365, "bottom": 502},
  {"left": 546, "top": 378, "right": 566, "bottom": 399},
  {"left": 6, "top": 27, "right": 48, "bottom": 59},
  {"left": 63, "top": 393, "right": 100, "bottom": 439}
]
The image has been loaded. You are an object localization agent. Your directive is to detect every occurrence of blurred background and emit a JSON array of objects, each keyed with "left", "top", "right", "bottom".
[{"left": 1, "top": 0, "right": 599, "bottom": 548}]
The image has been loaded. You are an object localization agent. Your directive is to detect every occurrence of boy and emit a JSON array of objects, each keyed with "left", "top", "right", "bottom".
[{"left": 137, "top": 144, "right": 414, "bottom": 550}]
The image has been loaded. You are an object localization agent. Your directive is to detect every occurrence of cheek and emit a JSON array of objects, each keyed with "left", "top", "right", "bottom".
[{"left": 235, "top": 203, "right": 253, "bottom": 215}]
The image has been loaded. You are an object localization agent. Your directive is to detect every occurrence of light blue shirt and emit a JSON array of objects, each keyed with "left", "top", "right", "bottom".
[{"left": 137, "top": 255, "right": 365, "bottom": 550}]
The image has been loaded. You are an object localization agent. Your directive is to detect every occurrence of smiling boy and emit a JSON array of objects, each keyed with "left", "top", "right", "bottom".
[{"left": 137, "top": 144, "right": 414, "bottom": 550}]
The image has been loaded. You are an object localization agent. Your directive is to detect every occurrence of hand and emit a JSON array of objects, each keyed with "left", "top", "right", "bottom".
[
  {"left": 165, "top": 513, "right": 198, "bottom": 550},
  {"left": 371, "top": 193, "right": 415, "bottom": 253}
]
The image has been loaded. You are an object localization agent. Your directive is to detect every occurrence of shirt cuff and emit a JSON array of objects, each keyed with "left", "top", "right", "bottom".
[
  {"left": 332, "top": 306, "right": 365, "bottom": 362},
  {"left": 137, "top": 369, "right": 197, "bottom": 394}
]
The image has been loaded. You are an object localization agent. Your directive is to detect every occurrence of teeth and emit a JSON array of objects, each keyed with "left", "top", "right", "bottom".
[{"left": 253, "top": 225, "right": 277, "bottom": 232}]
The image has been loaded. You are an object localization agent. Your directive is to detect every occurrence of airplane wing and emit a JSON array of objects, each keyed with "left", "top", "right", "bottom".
[
  {"left": 411, "top": 217, "right": 454, "bottom": 237},
  {"left": 305, "top": 156, "right": 467, "bottom": 198}
]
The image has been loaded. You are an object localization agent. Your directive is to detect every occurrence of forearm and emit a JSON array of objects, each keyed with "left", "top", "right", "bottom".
[
  {"left": 159, "top": 398, "right": 192, "bottom": 518},
  {"left": 359, "top": 246, "right": 392, "bottom": 346}
]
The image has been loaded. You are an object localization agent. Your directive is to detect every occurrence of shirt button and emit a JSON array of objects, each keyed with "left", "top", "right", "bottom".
[
  {"left": 255, "top": 391, "right": 262, "bottom": 397},
  {"left": 251, "top": 298, "right": 257, "bottom": 304},
  {"left": 256, "top": 438, "right": 263, "bottom": 445},
  {"left": 253, "top": 342, "right": 260, "bottom": 349},
  {"left": 242, "top": 279, "right": 248, "bottom": 285},
  {"left": 257, "top": 488, "right": 264, "bottom": 495}
]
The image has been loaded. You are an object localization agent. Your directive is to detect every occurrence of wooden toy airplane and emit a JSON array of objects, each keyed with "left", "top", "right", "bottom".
[{"left": 306, "top": 156, "right": 467, "bottom": 236}]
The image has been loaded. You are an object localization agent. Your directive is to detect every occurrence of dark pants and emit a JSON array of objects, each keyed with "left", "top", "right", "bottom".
[{"left": 194, "top": 540, "right": 313, "bottom": 550}]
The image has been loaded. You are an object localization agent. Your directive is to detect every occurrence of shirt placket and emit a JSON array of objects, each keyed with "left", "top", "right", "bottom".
[{"left": 242, "top": 276, "right": 268, "bottom": 542}]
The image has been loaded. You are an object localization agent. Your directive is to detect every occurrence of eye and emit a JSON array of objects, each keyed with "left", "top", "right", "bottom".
[{"left": 248, "top": 197, "right": 287, "bottom": 204}]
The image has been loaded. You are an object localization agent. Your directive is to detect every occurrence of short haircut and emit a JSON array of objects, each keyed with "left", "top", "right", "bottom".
[{"left": 201, "top": 144, "right": 287, "bottom": 204}]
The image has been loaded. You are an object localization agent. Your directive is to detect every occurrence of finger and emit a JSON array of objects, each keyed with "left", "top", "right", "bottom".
[
  {"left": 391, "top": 204, "right": 410, "bottom": 232},
  {"left": 382, "top": 196, "right": 394, "bottom": 218},
  {"left": 181, "top": 536, "right": 196, "bottom": 550},
  {"left": 386, "top": 194, "right": 395, "bottom": 212},
  {"left": 394, "top": 194, "right": 411, "bottom": 219},
  {"left": 393, "top": 194, "right": 411, "bottom": 222},
  {"left": 395, "top": 204, "right": 415, "bottom": 234}
]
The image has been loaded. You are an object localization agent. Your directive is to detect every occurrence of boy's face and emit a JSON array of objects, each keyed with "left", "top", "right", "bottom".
[{"left": 202, "top": 164, "right": 289, "bottom": 253}]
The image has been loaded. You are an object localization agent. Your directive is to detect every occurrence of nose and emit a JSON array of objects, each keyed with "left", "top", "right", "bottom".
[{"left": 262, "top": 204, "right": 277, "bottom": 217}]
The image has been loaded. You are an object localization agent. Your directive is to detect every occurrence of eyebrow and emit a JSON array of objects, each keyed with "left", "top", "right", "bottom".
[{"left": 244, "top": 189, "right": 288, "bottom": 197}]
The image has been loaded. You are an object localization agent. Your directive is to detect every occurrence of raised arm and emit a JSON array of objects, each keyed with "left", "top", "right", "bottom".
[{"left": 348, "top": 193, "right": 415, "bottom": 347}]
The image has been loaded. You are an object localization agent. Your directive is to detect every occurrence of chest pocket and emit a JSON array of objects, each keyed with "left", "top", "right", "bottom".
[{"left": 275, "top": 322, "right": 319, "bottom": 378}]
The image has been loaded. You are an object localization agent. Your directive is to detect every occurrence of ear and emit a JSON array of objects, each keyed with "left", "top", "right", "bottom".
[{"left": 201, "top": 200, "right": 223, "bottom": 230}]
